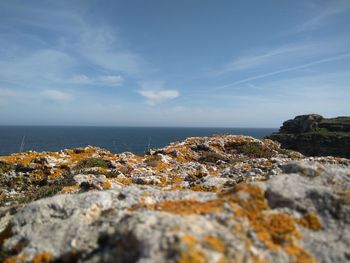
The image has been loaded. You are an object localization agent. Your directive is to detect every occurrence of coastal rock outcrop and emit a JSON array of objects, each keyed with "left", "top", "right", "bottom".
[
  {"left": 0, "top": 134, "right": 350, "bottom": 262},
  {"left": 267, "top": 114, "right": 350, "bottom": 158}
]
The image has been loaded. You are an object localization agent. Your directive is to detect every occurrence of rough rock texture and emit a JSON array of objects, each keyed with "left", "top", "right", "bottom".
[
  {"left": 0, "top": 134, "right": 350, "bottom": 262},
  {"left": 267, "top": 114, "right": 350, "bottom": 158}
]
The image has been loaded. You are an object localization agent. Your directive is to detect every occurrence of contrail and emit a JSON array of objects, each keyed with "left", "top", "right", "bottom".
[{"left": 213, "top": 52, "right": 350, "bottom": 91}]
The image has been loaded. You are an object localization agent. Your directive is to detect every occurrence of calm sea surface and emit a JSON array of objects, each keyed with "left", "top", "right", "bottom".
[{"left": 0, "top": 126, "right": 277, "bottom": 156}]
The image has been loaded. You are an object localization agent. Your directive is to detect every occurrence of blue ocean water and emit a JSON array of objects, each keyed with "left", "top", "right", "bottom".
[{"left": 0, "top": 126, "right": 277, "bottom": 156}]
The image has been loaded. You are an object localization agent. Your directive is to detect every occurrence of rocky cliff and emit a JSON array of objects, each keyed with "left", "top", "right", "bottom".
[
  {"left": 267, "top": 114, "right": 350, "bottom": 158},
  {"left": 0, "top": 134, "right": 349, "bottom": 262}
]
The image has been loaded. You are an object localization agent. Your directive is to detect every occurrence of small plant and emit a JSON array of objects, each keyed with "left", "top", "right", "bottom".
[
  {"left": 198, "top": 152, "right": 226, "bottom": 163},
  {"left": 74, "top": 158, "right": 109, "bottom": 170},
  {"left": 225, "top": 142, "right": 274, "bottom": 158},
  {"left": 240, "top": 143, "right": 274, "bottom": 158},
  {"left": 18, "top": 185, "right": 63, "bottom": 204},
  {"left": 0, "top": 161, "right": 13, "bottom": 174},
  {"left": 145, "top": 155, "right": 162, "bottom": 167}
]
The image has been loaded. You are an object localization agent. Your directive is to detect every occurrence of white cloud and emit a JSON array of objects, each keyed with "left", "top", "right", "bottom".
[
  {"left": 98, "top": 75, "right": 123, "bottom": 86},
  {"left": 41, "top": 89, "right": 72, "bottom": 103},
  {"left": 70, "top": 74, "right": 124, "bottom": 86},
  {"left": 0, "top": 49, "right": 75, "bottom": 86},
  {"left": 70, "top": 74, "right": 92, "bottom": 85},
  {"left": 138, "top": 89, "right": 180, "bottom": 105},
  {"left": 77, "top": 27, "right": 148, "bottom": 77}
]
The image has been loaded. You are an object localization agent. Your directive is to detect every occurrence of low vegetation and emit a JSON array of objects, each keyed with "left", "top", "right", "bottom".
[
  {"left": 225, "top": 141, "right": 275, "bottom": 158},
  {"left": 74, "top": 158, "right": 109, "bottom": 170}
]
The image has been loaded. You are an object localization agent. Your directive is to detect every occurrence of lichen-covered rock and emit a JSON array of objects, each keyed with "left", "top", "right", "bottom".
[{"left": 0, "top": 135, "right": 350, "bottom": 262}]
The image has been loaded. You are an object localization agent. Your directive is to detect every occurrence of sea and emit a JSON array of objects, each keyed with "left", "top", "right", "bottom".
[{"left": 0, "top": 126, "right": 277, "bottom": 156}]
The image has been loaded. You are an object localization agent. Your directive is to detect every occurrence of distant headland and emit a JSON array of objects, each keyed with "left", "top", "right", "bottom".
[{"left": 267, "top": 114, "right": 350, "bottom": 158}]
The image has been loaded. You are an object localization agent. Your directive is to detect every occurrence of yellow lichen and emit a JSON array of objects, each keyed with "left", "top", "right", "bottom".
[
  {"left": 31, "top": 252, "right": 52, "bottom": 263},
  {"left": 115, "top": 177, "right": 133, "bottom": 185},
  {"left": 220, "top": 184, "right": 313, "bottom": 261},
  {"left": 178, "top": 235, "right": 207, "bottom": 263},
  {"left": 48, "top": 169, "right": 63, "bottom": 179},
  {"left": 152, "top": 199, "right": 223, "bottom": 215},
  {"left": 284, "top": 244, "right": 317, "bottom": 263},
  {"left": 103, "top": 180, "right": 111, "bottom": 189},
  {"left": 170, "top": 176, "right": 184, "bottom": 184},
  {"left": 260, "top": 213, "right": 301, "bottom": 247},
  {"left": 3, "top": 255, "right": 27, "bottom": 263},
  {"left": 60, "top": 185, "right": 79, "bottom": 194},
  {"left": 190, "top": 185, "right": 217, "bottom": 192},
  {"left": 297, "top": 212, "right": 322, "bottom": 231},
  {"left": 204, "top": 235, "right": 225, "bottom": 253}
]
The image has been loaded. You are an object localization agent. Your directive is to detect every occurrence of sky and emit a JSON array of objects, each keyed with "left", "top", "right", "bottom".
[{"left": 0, "top": 0, "right": 349, "bottom": 127}]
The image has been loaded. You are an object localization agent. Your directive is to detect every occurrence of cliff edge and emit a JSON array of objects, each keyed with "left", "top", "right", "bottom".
[
  {"left": 0, "top": 134, "right": 350, "bottom": 262},
  {"left": 267, "top": 114, "right": 350, "bottom": 158}
]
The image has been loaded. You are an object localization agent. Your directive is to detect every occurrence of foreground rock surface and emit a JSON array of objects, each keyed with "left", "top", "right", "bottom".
[
  {"left": 268, "top": 114, "right": 350, "bottom": 158},
  {"left": 0, "top": 134, "right": 350, "bottom": 262}
]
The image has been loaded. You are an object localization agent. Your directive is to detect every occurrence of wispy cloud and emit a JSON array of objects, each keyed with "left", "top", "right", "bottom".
[
  {"left": 0, "top": 3, "right": 149, "bottom": 92},
  {"left": 0, "top": 88, "right": 16, "bottom": 98},
  {"left": 138, "top": 81, "right": 180, "bottom": 105},
  {"left": 41, "top": 90, "right": 73, "bottom": 103},
  {"left": 299, "top": 0, "right": 350, "bottom": 31},
  {"left": 220, "top": 44, "right": 311, "bottom": 73},
  {"left": 70, "top": 26, "right": 150, "bottom": 77},
  {"left": 70, "top": 74, "right": 124, "bottom": 86},
  {"left": 214, "top": 52, "right": 350, "bottom": 91}
]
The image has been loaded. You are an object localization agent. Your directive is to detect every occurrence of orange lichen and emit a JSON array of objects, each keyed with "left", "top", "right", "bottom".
[
  {"left": 284, "top": 244, "right": 317, "bottom": 263},
  {"left": 154, "top": 161, "right": 173, "bottom": 172},
  {"left": 297, "top": 212, "right": 322, "bottom": 231},
  {"left": 259, "top": 213, "right": 301, "bottom": 247},
  {"left": 60, "top": 185, "right": 79, "bottom": 194},
  {"left": 220, "top": 184, "right": 313, "bottom": 261},
  {"left": 204, "top": 235, "right": 225, "bottom": 253},
  {"left": 31, "top": 252, "right": 52, "bottom": 263},
  {"left": 3, "top": 255, "right": 27, "bottom": 263},
  {"left": 103, "top": 180, "right": 111, "bottom": 189},
  {"left": 170, "top": 176, "right": 184, "bottom": 184},
  {"left": 190, "top": 185, "right": 217, "bottom": 192},
  {"left": 259, "top": 161, "right": 273, "bottom": 168},
  {"left": 48, "top": 169, "right": 63, "bottom": 179},
  {"left": 178, "top": 235, "right": 207, "bottom": 263},
  {"left": 129, "top": 183, "right": 313, "bottom": 262},
  {"left": 150, "top": 199, "right": 223, "bottom": 215},
  {"left": 115, "top": 177, "right": 133, "bottom": 185}
]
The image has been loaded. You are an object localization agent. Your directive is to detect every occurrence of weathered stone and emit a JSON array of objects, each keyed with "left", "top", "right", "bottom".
[{"left": 1, "top": 135, "right": 350, "bottom": 262}]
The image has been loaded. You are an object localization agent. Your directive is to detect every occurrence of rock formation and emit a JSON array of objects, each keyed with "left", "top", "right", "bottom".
[
  {"left": 267, "top": 114, "right": 350, "bottom": 158},
  {"left": 0, "top": 134, "right": 349, "bottom": 262}
]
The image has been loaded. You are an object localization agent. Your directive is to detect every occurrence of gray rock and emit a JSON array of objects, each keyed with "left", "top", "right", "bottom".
[{"left": 264, "top": 161, "right": 350, "bottom": 262}]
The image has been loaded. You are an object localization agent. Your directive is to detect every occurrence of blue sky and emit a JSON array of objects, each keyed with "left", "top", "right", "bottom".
[{"left": 0, "top": 0, "right": 349, "bottom": 127}]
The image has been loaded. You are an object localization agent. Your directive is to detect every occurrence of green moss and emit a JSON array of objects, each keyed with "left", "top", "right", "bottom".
[
  {"left": 225, "top": 141, "right": 275, "bottom": 158},
  {"left": 0, "top": 162, "right": 13, "bottom": 174},
  {"left": 240, "top": 143, "right": 274, "bottom": 158},
  {"left": 18, "top": 185, "right": 63, "bottom": 204},
  {"left": 74, "top": 158, "right": 109, "bottom": 170},
  {"left": 198, "top": 152, "right": 227, "bottom": 163},
  {"left": 144, "top": 155, "right": 161, "bottom": 167}
]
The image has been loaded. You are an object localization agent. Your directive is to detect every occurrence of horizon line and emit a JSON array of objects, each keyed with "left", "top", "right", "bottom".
[{"left": 0, "top": 124, "right": 278, "bottom": 129}]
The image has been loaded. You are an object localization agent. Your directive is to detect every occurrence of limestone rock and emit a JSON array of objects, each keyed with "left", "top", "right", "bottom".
[{"left": 1, "top": 135, "right": 350, "bottom": 262}]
